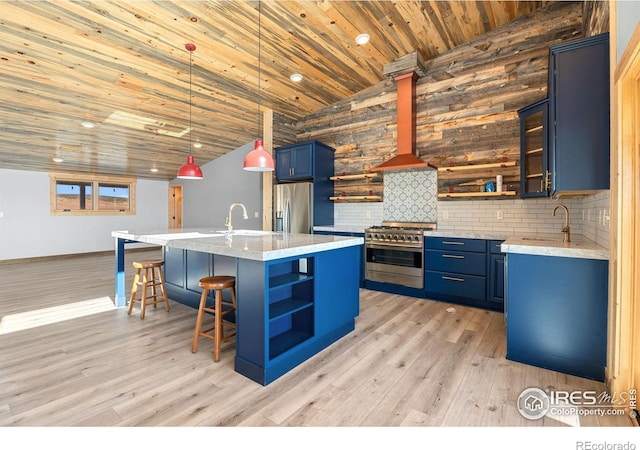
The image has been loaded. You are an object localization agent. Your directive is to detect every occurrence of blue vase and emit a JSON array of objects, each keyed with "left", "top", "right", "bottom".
[{"left": 485, "top": 181, "right": 496, "bottom": 192}]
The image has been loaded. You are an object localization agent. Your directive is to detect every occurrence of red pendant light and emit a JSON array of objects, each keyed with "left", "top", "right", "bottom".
[
  {"left": 243, "top": 0, "right": 275, "bottom": 172},
  {"left": 177, "top": 43, "right": 203, "bottom": 179},
  {"left": 244, "top": 138, "right": 274, "bottom": 171}
]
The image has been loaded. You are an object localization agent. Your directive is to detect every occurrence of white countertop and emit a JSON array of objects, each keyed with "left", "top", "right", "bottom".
[
  {"left": 501, "top": 234, "right": 609, "bottom": 260},
  {"left": 423, "top": 230, "right": 511, "bottom": 240},
  {"left": 313, "top": 226, "right": 366, "bottom": 234},
  {"left": 315, "top": 225, "right": 608, "bottom": 260},
  {"left": 112, "top": 228, "right": 363, "bottom": 261}
]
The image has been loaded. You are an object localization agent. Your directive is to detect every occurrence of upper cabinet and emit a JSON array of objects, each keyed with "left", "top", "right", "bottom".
[
  {"left": 519, "top": 33, "right": 610, "bottom": 198},
  {"left": 518, "top": 99, "right": 549, "bottom": 198},
  {"left": 548, "top": 33, "right": 610, "bottom": 195},
  {"left": 275, "top": 140, "right": 334, "bottom": 182}
]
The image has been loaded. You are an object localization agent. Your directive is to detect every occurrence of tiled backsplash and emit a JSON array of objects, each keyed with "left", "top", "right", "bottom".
[
  {"left": 383, "top": 170, "right": 437, "bottom": 223},
  {"left": 581, "top": 190, "right": 610, "bottom": 247},
  {"left": 333, "top": 190, "right": 611, "bottom": 249}
]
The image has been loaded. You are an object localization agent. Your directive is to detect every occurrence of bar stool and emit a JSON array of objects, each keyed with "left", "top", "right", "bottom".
[
  {"left": 127, "top": 260, "right": 169, "bottom": 319},
  {"left": 192, "top": 275, "right": 237, "bottom": 362}
]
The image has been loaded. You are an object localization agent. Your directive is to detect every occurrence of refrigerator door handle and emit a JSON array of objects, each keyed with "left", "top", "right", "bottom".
[{"left": 283, "top": 197, "right": 291, "bottom": 233}]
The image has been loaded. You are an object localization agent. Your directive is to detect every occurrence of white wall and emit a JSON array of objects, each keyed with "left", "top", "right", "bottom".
[
  {"left": 174, "top": 142, "right": 264, "bottom": 230},
  {"left": 0, "top": 168, "right": 168, "bottom": 261},
  {"left": 616, "top": 1, "right": 640, "bottom": 63}
]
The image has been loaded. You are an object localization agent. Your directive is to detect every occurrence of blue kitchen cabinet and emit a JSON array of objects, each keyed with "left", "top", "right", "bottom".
[
  {"left": 275, "top": 140, "right": 335, "bottom": 228},
  {"left": 549, "top": 33, "right": 610, "bottom": 194},
  {"left": 313, "top": 230, "right": 365, "bottom": 287},
  {"left": 424, "top": 237, "right": 503, "bottom": 312},
  {"left": 235, "top": 245, "right": 360, "bottom": 385},
  {"left": 518, "top": 99, "right": 549, "bottom": 198},
  {"left": 488, "top": 240, "right": 505, "bottom": 305},
  {"left": 505, "top": 253, "right": 608, "bottom": 381},
  {"left": 275, "top": 140, "right": 334, "bottom": 182},
  {"left": 518, "top": 33, "right": 610, "bottom": 198},
  {"left": 163, "top": 247, "right": 236, "bottom": 310}
]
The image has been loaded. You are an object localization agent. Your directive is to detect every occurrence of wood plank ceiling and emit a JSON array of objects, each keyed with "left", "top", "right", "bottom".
[{"left": 0, "top": 1, "right": 555, "bottom": 180}]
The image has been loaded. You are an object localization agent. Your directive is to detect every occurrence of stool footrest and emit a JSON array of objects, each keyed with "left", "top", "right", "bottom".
[{"left": 192, "top": 276, "right": 237, "bottom": 362}]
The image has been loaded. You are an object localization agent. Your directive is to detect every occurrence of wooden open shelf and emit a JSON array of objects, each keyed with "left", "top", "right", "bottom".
[
  {"left": 330, "top": 195, "right": 382, "bottom": 202},
  {"left": 438, "top": 191, "right": 517, "bottom": 199},
  {"left": 330, "top": 173, "right": 380, "bottom": 181},
  {"left": 438, "top": 161, "right": 517, "bottom": 173}
]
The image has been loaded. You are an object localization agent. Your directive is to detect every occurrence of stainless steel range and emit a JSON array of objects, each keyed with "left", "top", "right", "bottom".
[{"left": 364, "top": 222, "right": 436, "bottom": 290}]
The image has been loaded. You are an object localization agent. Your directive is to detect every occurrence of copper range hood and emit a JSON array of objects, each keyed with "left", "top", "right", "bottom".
[{"left": 370, "top": 68, "right": 436, "bottom": 172}]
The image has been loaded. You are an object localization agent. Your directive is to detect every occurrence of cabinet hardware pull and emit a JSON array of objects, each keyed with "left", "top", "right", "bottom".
[
  {"left": 442, "top": 254, "right": 464, "bottom": 259},
  {"left": 442, "top": 241, "right": 464, "bottom": 245},
  {"left": 442, "top": 276, "right": 464, "bottom": 282}
]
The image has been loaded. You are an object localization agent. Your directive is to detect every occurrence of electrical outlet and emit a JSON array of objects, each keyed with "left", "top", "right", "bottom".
[
  {"left": 497, "top": 210, "right": 503, "bottom": 220},
  {"left": 366, "top": 211, "right": 371, "bottom": 219},
  {"left": 602, "top": 209, "right": 610, "bottom": 227},
  {"left": 442, "top": 211, "right": 449, "bottom": 220},
  {"left": 254, "top": 211, "right": 259, "bottom": 218},
  {"left": 0, "top": 211, "right": 3, "bottom": 218}
]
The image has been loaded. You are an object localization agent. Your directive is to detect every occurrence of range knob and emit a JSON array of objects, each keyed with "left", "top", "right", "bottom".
[
  {"left": 393, "top": 234, "right": 399, "bottom": 240},
  {"left": 414, "top": 236, "right": 421, "bottom": 242},
  {"left": 374, "top": 233, "right": 380, "bottom": 239}
]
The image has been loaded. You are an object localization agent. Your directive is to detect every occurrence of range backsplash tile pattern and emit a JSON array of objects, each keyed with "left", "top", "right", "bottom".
[{"left": 383, "top": 169, "right": 437, "bottom": 223}]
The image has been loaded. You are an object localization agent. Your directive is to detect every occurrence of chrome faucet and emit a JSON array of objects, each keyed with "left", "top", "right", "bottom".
[
  {"left": 552, "top": 204, "right": 571, "bottom": 243},
  {"left": 225, "top": 202, "right": 248, "bottom": 232}
]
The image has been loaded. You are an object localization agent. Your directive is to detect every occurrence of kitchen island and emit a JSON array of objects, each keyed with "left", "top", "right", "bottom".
[{"left": 112, "top": 228, "right": 363, "bottom": 385}]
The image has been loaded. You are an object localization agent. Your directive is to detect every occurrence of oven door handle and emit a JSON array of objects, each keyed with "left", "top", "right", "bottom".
[
  {"left": 365, "top": 242, "right": 423, "bottom": 250},
  {"left": 442, "top": 254, "right": 464, "bottom": 259}
]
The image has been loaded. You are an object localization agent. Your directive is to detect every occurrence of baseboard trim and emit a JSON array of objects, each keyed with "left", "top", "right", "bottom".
[{"left": 0, "top": 245, "right": 161, "bottom": 266}]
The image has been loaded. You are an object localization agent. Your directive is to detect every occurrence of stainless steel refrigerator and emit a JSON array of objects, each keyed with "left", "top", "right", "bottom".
[{"left": 273, "top": 182, "right": 313, "bottom": 233}]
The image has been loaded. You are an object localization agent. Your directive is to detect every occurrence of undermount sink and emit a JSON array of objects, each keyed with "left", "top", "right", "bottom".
[
  {"left": 521, "top": 237, "right": 558, "bottom": 242},
  {"left": 224, "top": 229, "right": 277, "bottom": 236},
  {"left": 148, "top": 232, "right": 224, "bottom": 239}
]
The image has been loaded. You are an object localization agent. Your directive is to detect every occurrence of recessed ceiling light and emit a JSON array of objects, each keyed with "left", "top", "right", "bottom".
[
  {"left": 192, "top": 142, "right": 202, "bottom": 149},
  {"left": 80, "top": 121, "right": 96, "bottom": 128},
  {"left": 150, "top": 167, "right": 159, "bottom": 173},
  {"left": 290, "top": 73, "right": 303, "bottom": 82},
  {"left": 52, "top": 157, "right": 64, "bottom": 163},
  {"left": 355, "top": 33, "right": 370, "bottom": 45}
]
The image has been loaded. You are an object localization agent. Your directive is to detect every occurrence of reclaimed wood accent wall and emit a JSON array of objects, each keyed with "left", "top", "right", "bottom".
[
  {"left": 583, "top": 1, "right": 609, "bottom": 37},
  {"left": 293, "top": 2, "right": 584, "bottom": 199},
  {"left": 273, "top": 111, "right": 298, "bottom": 148}
]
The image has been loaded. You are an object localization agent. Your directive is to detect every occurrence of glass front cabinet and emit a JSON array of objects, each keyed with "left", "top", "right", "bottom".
[{"left": 518, "top": 98, "right": 549, "bottom": 198}]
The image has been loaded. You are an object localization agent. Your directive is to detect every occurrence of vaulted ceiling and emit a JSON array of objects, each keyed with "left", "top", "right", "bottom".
[{"left": 0, "top": 0, "right": 556, "bottom": 180}]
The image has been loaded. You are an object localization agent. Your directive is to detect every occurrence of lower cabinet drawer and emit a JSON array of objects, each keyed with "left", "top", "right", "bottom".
[
  {"left": 425, "top": 270, "right": 486, "bottom": 301},
  {"left": 424, "top": 249, "right": 486, "bottom": 276}
]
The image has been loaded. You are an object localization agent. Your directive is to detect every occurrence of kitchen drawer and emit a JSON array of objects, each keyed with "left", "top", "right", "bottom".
[
  {"left": 425, "top": 237, "right": 486, "bottom": 253},
  {"left": 425, "top": 249, "right": 486, "bottom": 276},
  {"left": 489, "top": 240, "right": 505, "bottom": 254},
  {"left": 425, "top": 270, "right": 486, "bottom": 301}
]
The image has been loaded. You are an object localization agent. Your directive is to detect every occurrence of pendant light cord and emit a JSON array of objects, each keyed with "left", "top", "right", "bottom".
[
  {"left": 189, "top": 49, "right": 193, "bottom": 155},
  {"left": 257, "top": 0, "right": 261, "bottom": 137}
]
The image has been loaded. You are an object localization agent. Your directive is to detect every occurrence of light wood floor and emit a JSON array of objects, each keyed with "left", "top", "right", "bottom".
[{"left": 0, "top": 248, "right": 633, "bottom": 427}]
